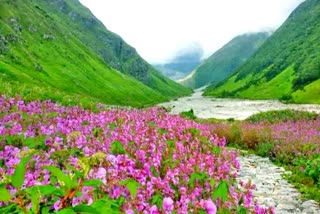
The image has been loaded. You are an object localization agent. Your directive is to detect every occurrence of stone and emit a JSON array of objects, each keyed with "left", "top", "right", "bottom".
[
  {"left": 237, "top": 153, "right": 320, "bottom": 214},
  {"left": 43, "top": 33, "right": 55, "bottom": 40}
]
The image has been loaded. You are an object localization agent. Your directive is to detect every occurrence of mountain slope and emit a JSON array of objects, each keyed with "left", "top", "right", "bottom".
[
  {"left": 0, "top": 0, "right": 191, "bottom": 107},
  {"left": 153, "top": 43, "right": 203, "bottom": 80},
  {"left": 181, "top": 33, "right": 269, "bottom": 89},
  {"left": 205, "top": 0, "right": 320, "bottom": 104}
]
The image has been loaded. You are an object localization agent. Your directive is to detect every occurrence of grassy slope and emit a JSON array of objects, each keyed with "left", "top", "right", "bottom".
[
  {"left": 204, "top": 66, "right": 295, "bottom": 100},
  {"left": 293, "top": 79, "right": 320, "bottom": 104},
  {"left": 237, "top": 66, "right": 295, "bottom": 99},
  {"left": 205, "top": 0, "right": 320, "bottom": 103},
  {"left": 0, "top": 0, "right": 190, "bottom": 107},
  {"left": 182, "top": 33, "right": 269, "bottom": 89},
  {"left": 35, "top": 0, "right": 192, "bottom": 98}
]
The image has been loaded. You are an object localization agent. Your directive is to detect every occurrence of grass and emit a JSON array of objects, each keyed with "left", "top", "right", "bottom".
[
  {"left": 237, "top": 66, "right": 295, "bottom": 99},
  {"left": 180, "top": 109, "right": 197, "bottom": 120},
  {"left": 204, "top": 66, "right": 296, "bottom": 99},
  {"left": 204, "top": 74, "right": 253, "bottom": 96},
  {"left": 246, "top": 109, "right": 318, "bottom": 124},
  {"left": 292, "top": 79, "right": 320, "bottom": 104}
]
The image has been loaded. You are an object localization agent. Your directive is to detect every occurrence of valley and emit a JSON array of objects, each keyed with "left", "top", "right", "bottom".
[{"left": 0, "top": 0, "right": 320, "bottom": 213}]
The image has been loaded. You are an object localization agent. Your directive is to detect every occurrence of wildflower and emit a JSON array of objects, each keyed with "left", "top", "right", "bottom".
[
  {"left": 163, "top": 197, "right": 174, "bottom": 212},
  {"left": 204, "top": 199, "right": 217, "bottom": 214}
]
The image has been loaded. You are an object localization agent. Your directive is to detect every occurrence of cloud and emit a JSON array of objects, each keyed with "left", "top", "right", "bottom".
[{"left": 79, "top": 0, "right": 305, "bottom": 63}]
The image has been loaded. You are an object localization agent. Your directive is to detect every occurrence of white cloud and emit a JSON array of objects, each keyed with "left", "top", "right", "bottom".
[{"left": 79, "top": 0, "right": 305, "bottom": 63}]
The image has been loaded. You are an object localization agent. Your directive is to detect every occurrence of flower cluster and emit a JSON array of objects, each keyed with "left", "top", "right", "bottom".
[
  {"left": 0, "top": 96, "right": 272, "bottom": 213},
  {"left": 270, "top": 119, "right": 320, "bottom": 163}
]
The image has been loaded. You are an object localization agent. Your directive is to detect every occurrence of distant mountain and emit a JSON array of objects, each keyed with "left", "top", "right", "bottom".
[
  {"left": 153, "top": 43, "right": 203, "bottom": 80},
  {"left": 181, "top": 32, "right": 269, "bottom": 89},
  {"left": 205, "top": 0, "right": 320, "bottom": 104},
  {"left": 0, "top": 0, "right": 191, "bottom": 107}
]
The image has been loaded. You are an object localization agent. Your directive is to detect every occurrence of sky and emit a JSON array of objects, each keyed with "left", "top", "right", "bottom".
[{"left": 79, "top": 0, "right": 305, "bottom": 64}]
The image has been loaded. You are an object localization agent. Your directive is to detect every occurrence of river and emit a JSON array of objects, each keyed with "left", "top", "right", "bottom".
[{"left": 158, "top": 89, "right": 320, "bottom": 120}]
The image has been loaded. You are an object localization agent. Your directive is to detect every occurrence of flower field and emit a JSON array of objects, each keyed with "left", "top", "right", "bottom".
[
  {"left": 208, "top": 110, "right": 320, "bottom": 201},
  {"left": 0, "top": 96, "right": 273, "bottom": 213}
]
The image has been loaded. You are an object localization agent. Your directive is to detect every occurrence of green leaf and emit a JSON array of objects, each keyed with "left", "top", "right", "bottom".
[
  {"left": 188, "top": 172, "right": 207, "bottom": 188},
  {"left": 12, "top": 152, "right": 35, "bottom": 189},
  {"left": 189, "top": 173, "right": 198, "bottom": 188},
  {"left": 126, "top": 180, "right": 139, "bottom": 199},
  {"left": 29, "top": 187, "right": 40, "bottom": 214},
  {"left": 23, "top": 138, "right": 44, "bottom": 149},
  {"left": 213, "top": 181, "right": 229, "bottom": 202},
  {"left": 44, "top": 166, "right": 72, "bottom": 189},
  {"left": 151, "top": 194, "right": 162, "bottom": 205},
  {"left": 109, "top": 123, "right": 116, "bottom": 131},
  {"left": 41, "top": 207, "right": 50, "bottom": 214},
  {"left": 120, "top": 179, "right": 139, "bottom": 198},
  {"left": 56, "top": 208, "right": 76, "bottom": 214},
  {"left": 237, "top": 206, "right": 247, "bottom": 214},
  {"left": 151, "top": 194, "right": 163, "bottom": 208},
  {"left": 150, "top": 166, "right": 159, "bottom": 178},
  {"left": 83, "top": 179, "right": 104, "bottom": 189},
  {"left": 73, "top": 205, "right": 100, "bottom": 214},
  {"left": 65, "top": 164, "right": 82, "bottom": 178},
  {"left": 110, "top": 141, "right": 125, "bottom": 155},
  {"left": 199, "top": 209, "right": 207, "bottom": 214},
  {"left": 91, "top": 199, "right": 120, "bottom": 213},
  {"left": 0, "top": 187, "right": 11, "bottom": 202},
  {"left": 39, "top": 185, "right": 64, "bottom": 197},
  {"left": 210, "top": 178, "right": 216, "bottom": 188},
  {"left": 0, "top": 204, "right": 17, "bottom": 213},
  {"left": 212, "top": 146, "right": 221, "bottom": 155}
]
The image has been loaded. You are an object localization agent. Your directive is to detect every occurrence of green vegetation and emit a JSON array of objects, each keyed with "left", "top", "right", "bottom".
[
  {"left": 180, "top": 109, "right": 197, "bottom": 120},
  {"left": 0, "top": 0, "right": 191, "bottom": 107},
  {"left": 246, "top": 109, "right": 318, "bottom": 124},
  {"left": 205, "top": 0, "right": 320, "bottom": 104},
  {"left": 182, "top": 32, "right": 269, "bottom": 89}
]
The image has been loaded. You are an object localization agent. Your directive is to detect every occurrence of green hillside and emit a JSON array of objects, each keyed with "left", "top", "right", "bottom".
[
  {"left": 205, "top": 0, "right": 320, "bottom": 104},
  {"left": 181, "top": 33, "right": 269, "bottom": 89},
  {"left": 0, "top": 0, "right": 191, "bottom": 107}
]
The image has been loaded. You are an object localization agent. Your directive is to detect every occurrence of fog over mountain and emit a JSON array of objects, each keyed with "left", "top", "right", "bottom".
[{"left": 153, "top": 43, "right": 203, "bottom": 80}]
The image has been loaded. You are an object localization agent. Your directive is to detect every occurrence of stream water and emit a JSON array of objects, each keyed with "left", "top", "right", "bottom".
[{"left": 158, "top": 89, "right": 320, "bottom": 120}]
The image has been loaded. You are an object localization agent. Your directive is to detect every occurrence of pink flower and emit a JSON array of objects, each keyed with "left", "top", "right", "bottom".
[
  {"left": 126, "top": 209, "right": 134, "bottom": 214},
  {"left": 163, "top": 197, "right": 174, "bottom": 212},
  {"left": 150, "top": 205, "right": 160, "bottom": 214},
  {"left": 204, "top": 199, "right": 217, "bottom": 214}
]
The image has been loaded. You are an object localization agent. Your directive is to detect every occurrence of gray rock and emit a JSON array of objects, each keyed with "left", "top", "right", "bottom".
[
  {"left": 9, "top": 18, "right": 22, "bottom": 32},
  {"left": 237, "top": 154, "right": 320, "bottom": 214},
  {"left": 0, "top": 34, "right": 8, "bottom": 54},
  {"left": 301, "top": 200, "right": 320, "bottom": 214},
  {"left": 43, "top": 33, "right": 55, "bottom": 40}
]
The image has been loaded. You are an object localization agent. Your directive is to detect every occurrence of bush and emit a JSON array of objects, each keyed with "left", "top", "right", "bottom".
[
  {"left": 247, "top": 109, "right": 318, "bottom": 124},
  {"left": 180, "top": 109, "right": 197, "bottom": 120}
]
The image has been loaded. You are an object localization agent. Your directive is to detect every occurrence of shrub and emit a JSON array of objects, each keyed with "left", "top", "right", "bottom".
[{"left": 246, "top": 109, "right": 318, "bottom": 124}]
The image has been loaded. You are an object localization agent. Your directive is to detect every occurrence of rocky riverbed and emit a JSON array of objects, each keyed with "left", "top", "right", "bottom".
[
  {"left": 237, "top": 154, "right": 320, "bottom": 214},
  {"left": 158, "top": 90, "right": 320, "bottom": 120}
]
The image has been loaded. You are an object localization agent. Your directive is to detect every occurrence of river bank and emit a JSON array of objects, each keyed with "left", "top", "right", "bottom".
[{"left": 158, "top": 90, "right": 320, "bottom": 120}]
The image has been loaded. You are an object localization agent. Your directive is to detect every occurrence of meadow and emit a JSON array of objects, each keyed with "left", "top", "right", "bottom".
[
  {"left": 201, "top": 109, "right": 320, "bottom": 201},
  {"left": 0, "top": 96, "right": 274, "bottom": 214}
]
